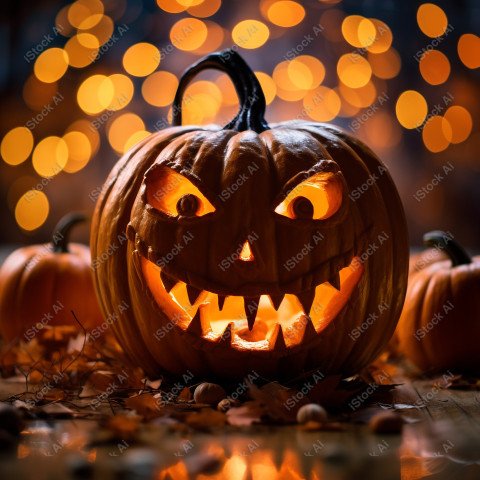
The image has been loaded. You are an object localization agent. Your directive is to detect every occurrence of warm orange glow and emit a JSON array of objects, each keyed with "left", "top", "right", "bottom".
[
  {"left": 68, "top": 0, "right": 103, "bottom": 28},
  {"left": 23, "top": 76, "right": 59, "bottom": 111},
  {"left": 303, "top": 86, "right": 341, "bottom": 121},
  {"left": 192, "top": 20, "right": 224, "bottom": 55},
  {"left": 142, "top": 71, "right": 178, "bottom": 107},
  {"left": 216, "top": 74, "right": 238, "bottom": 106},
  {"left": 156, "top": 0, "right": 187, "bottom": 14},
  {"left": 32, "top": 136, "right": 68, "bottom": 177},
  {"left": 124, "top": 130, "right": 151, "bottom": 153},
  {"left": 365, "top": 19, "right": 393, "bottom": 53},
  {"left": 357, "top": 18, "right": 376, "bottom": 47},
  {"left": 182, "top": 80, "right": 222, "bottom": 124},
  {"left": 417, "top": 3, "right": 448, "bottom": 38},
  {"left": 239, "top": 241, "right": 254, "bottom": 262},
  {"left": 419, "top": 50, "right": 450, "bottom": 85},
  {"left": 368, "top": 49, "right": 401, "bottom": 79},
  {"left": 66, "top": 119, "right": 100, "bottom": 155},
  {"left": 1, "top": 127, "right": 34, "bottom": 166},
  {"left": 34, "top": 48, "right": 69, "bottom": 83},
  {"left": 255, "top": 72, "right": 276, "bottom": 105},
  {"left": 107, "top": 74, "right": 134, "bottom": 111},
  {"left": 77, "top": 74, "right": 114, "bottom": 114},
  {"left": 107, "top": 113, "right": 145, "bottom": 153},
  {"left": 64, "top": 33, "right": 99, "bottom": 68},
  {"left": 122, "top": 43, "right": 160, "bottom": 77},
  {"left": 337, "top": 53, "right": 372, "bottom": 88},
  {"left": 444, "top": 106, "right": 473, "bottom": 144},
  {"left": 362, "top": 112, "right": 402, "bottom": 149},
  {"left": 78, "top": 14, "right": 114, "bottom": 46},
  {"left": 232, "top": 20, "right": 270, "bottom": 49},
  {"left": 275, "top": 172, "right": 343, "bottom": 220},
  {"left": 339, "top": 81, "right": 377, "bottom": 109},
  {"left": 146, "top": 167, "right": 215, "bottom": 217},
  {"left": 170, "top": 18, "right": 208, "bottom": 51},
  {"left": 422, "top": 116, "right": 452, "bottom": 153},
  {"left": 62, "top": 131, "right": 92, "bottom": 173},
  {"left": 55, "top": 6, "right": 74, "bottom": 37},
  {"left": 15, "top": 190, "right": 49, "bottom": 231},
  {"left": 187, "top": 0, "right": 221, "bottom": 17},
  {"left": 288, "top": 55, "right": 325, "bottom": 90},
  {"left": 395, "top": 90, "right": 428, "bottom": 129},
  {"left": 341, "top": 15, "right": 365, "bottom": 48},
  {"left": 267, "top": 1, "right": 305, "bottom": 27},
  {"left": 272, "top": 61, "right": 306, "bottom": 101},
  {"left": 457, "top": 33, "right": 480, "bottom": 69}
]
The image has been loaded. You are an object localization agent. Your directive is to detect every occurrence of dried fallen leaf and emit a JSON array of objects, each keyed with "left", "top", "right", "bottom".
[
  {"left": 185, "top": 408, "right": 227, "bottom": 430},
  {"left": 105, "top": 414, "right": 140, "bottom": 439},
  {"left": 125, "top": 393, "right": 162, "bottom": 420}
]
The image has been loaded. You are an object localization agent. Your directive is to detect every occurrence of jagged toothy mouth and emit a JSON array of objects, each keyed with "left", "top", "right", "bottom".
[{"left": 140, "top": 253, "right": 364, "bottom": 352}]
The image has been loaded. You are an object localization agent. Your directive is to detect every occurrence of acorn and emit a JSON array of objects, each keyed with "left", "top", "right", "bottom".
[
  {"left": 217, "top": 398, "right": 239, "bottom": 412},
  {"left": 193, "top": 383, "right": 226, "bottom": 405},
  {"left": 369, "top": 411, "right": 404, "bottom": 434},
  {"left": 296, "top": 403, "right": 328, "bottom": 424}
]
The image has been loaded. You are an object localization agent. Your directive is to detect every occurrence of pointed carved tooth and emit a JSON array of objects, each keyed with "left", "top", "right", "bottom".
[
  {"left": 186, "top": 311, "right": 207, "bottom": 336},
  {"left": 160, "top": 270, "right": 177, "bottom": 293},
  {"left": 186, "top": 284, "right": 202, "bottom": 305},
  {"left": 217, "top": 295, "right": 227, "bottom": 311},
  {"left": 126, "top": 223, "right": 136, "bottom": 241},
  {"left": 301, "top": 317, "right": 318, "bottom": 342},
  {"left": 270, "top": 324, "right": 287, "bottom": 352},
  {"left": 296, "top": 289, "right": 316, "bottom": 315},
  {"left": 269, "top": 294, "right": 285, "bottom": 311},
  {"left": 217, "top": 322, "right": 234, "bottom": 346},
  {"left": 329, "top": 271, "right": 341, "bottom": 291},
  {"left": 244, "top": 297, "right": 260, "bottom": 331}
]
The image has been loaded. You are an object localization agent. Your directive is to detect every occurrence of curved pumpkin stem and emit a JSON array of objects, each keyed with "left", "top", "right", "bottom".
[
  {"left": 172, "top": 49, "right": 269, "bottom": 133},
  {"left": 423, "top": 230, "right": 471, "bottom": 266},
  {"left": 52, "top": 213, "right": 87, "bottom": 253}
]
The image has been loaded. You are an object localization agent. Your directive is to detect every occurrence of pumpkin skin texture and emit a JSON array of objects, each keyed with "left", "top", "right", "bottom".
[
  {"left": 0, "top": 214, "right": 103, "bottom": 342},
  {"left": 90, "top": 50, "right": 408, "bottom": 381},
  {"left": 396, "top": 231, "right": 480, "bottom": 373}
]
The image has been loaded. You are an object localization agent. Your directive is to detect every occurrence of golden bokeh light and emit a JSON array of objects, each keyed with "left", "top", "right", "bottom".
[
  {"left": 107, "top": 74, "right": 134, "bottom": 110},
  {"left": 55, "top": 5, "right": 74, "bottom": 37},
  {"left": 1, "top": 127, "right": 34, "bottom": 166},
  {"left": 66, "top": 119, "right": 100, "bottom": 154},
  {"left": 68, "top": 0, "right": 104, "bottom": 28},
  {"left": 267, "top": 1, "right": 305, "bottom": 28},
  {"left": 77, "top": 74, "right": 114, "bottom": 114},
  {"left": 419, "top": 50, "right": 450, "bottom": 85},
  {"left": 337, "top": 53, "right": 372, "bottom": 88},
  {"left": 64, "top": 33, "right": 99, "bottom": 68},
  {"left": 78, "top": 14, "right": 114, "bottom": 46},
  {"left": 339, "top": 81, "right": 377, "bottom": 109},
  {"left": 272, "top": 61, "right": 306, "bottom": 101},
  {"left": 417, "top": 3, "right": 448, "bottom": 38},
  {"left": 422, "top": 115, "right": 452, "bottom": 153},
  {"left": 255, "top": 72, "right": 276, "bottom": 105},
  {"left": 303, "top": 87, "right": 341, "bottom": 121},
  {"left": 32, "top": 136, "right": 68, "bottom": 177},
  {"left": 108, "top": 113, "right": 145, "bottom": 153},
  {"left": 23, "top": 76, "right": 60, "bottom": 111},
  {"left": 182, "top": 80, "right": 222, "bottom": 124},
  {"left": 288, "top": 56, "right": 325, "bottom": 90},
  {"left": 122, "top": 43, "right": 160, "bottom": 77},
  {"left": 444, "top": 106, "right": 473, "bottom": 144},
  {"left": 187, "top": 0, "right": 221, "bottom": 17},
  {"left": 396, "top": 90, "right": 428, "bottom": 129},
  {"left": 457, "top": 33, "right": 480, "bottom": 69},
  {"left": 232, "top": 20, "right": 269, "bottom": 49},
  {"left": 341, "top": 15, "right": 365, "bottom": 48},
  {"left": 156, "top": 0, "right": 186, "bottom": 13},
  {"left": 124, "top": 130, "right": 151, "bottom": 153},
  {"left": 62, "top": 131, "right": 92, "bottom": 173},
  {"left": 368, "top": 49, "right": 401, "bottom": 79},
  {"left": 170, "top": 18, "right": 208, "bottom": 51},
  {"left": 365, "top": 19, "right": 393, "bottom": 53},
  {"left": 357, "top": 18, "right": 376, "bottom": 47},
  {"left": 193, "top": 21, "right": 224, "bottom": 55},
  {"left": 216, "top": 74, "right": 238, "bottom": 106},
  {"left": 142, "top": 71, "right": 179, "bottom": 107},
  {"left": 362, "top": 112, "right": 402, "bottom": 149},
  {"left": 15, "top": 190, "right": 49, "bottom": 231},
  {"left": 34, "top": 48, "right": 69, "bottom": 83}
]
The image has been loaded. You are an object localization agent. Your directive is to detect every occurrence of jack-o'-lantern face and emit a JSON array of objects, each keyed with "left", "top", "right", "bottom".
[{"left": 91, "top": 50, "right": 408, "bottom": 380}]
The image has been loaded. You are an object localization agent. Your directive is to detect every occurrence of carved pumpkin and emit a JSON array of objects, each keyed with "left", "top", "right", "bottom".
[
  {"left": 0, "top": 213, "right": 102, "bottom": 342},
  {"left": 91, "top": 50, "right": 408, "bottom": 380},
  {"left": 396, "top": 231, "right": 480, "bottom": 373}
]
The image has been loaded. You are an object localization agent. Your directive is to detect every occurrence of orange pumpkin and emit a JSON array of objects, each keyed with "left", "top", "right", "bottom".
[
  {"left": 91, "top": 50, "right": 408, "bottom": 380},
  {"left": 396, "top": 230, "right": 480, "bottom": 372},
  {"left": 0, "top": 213, "right": 103, "bottom": 342}
]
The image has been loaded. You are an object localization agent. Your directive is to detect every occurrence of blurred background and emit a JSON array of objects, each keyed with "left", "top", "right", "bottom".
[{"left": 0, "top": 0, "right": 478, "bottom": 251}]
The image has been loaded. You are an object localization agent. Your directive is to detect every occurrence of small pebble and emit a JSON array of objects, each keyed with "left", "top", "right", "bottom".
[
  {"left": 369, "top": 411, "right": 403, "bottom": 434},
  {"left": 217, "top": 398, "right": 239, "bottom": 412},
  {"left": 296, "top": 403, "right": 328, "bottom": 424},
  {"left": 0, "top": 403, "right": 25, "bottom": 436},
  {"left": 193, "top": 383, "right": 226, "bottom": 405}
]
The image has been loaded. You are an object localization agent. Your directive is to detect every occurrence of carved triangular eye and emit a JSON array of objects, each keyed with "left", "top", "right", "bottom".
[
  {"left": 146, "top": 166, "right": 215, "bottom": 218},
  {"left": 275, "top": 172, "right": 343, "bottom": 220}
]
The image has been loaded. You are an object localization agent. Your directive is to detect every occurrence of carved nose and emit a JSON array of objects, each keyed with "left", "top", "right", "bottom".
[{"left": 239, "top": 240, "right": 255, "bottom": 262}]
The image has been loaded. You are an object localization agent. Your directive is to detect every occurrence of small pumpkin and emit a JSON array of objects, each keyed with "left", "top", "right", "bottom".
[
  {"left": 91, "top": 49, "right": 408, "bottom": 380},
  {"left": 395, "top": 231, "right": 480, "bottom": 373},
  {"left": 0, "top": 213, "right": 103, "bottom": 342}
]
